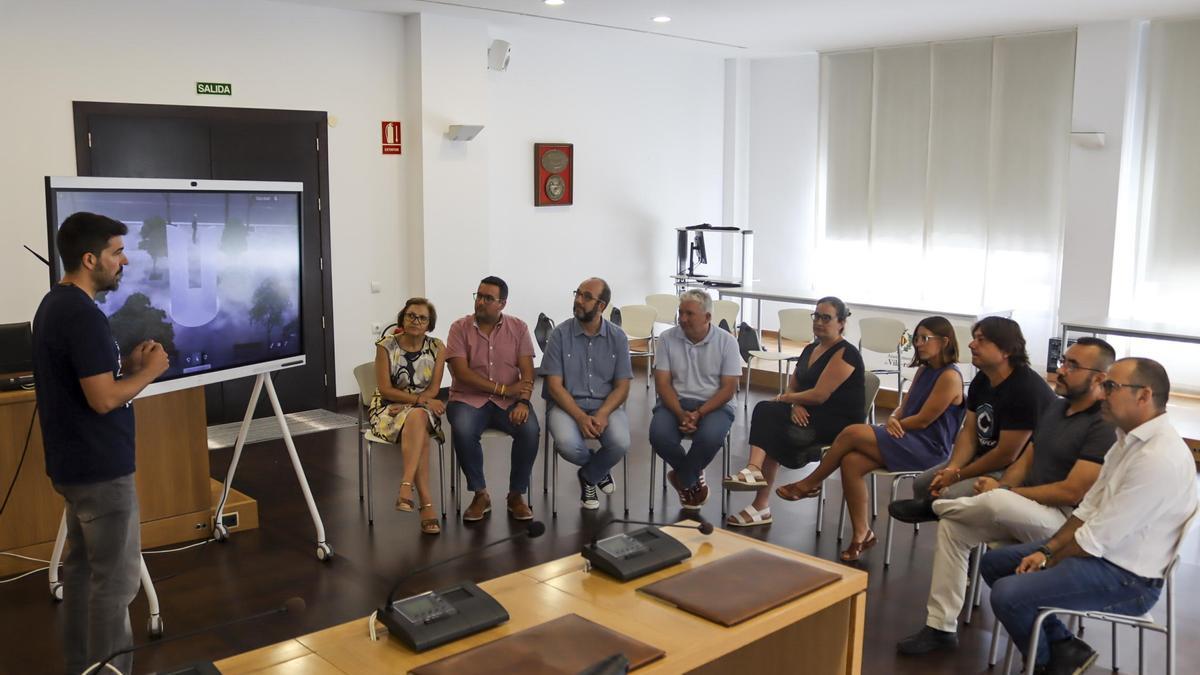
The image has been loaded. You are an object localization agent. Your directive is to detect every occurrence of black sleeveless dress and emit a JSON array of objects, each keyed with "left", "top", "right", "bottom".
[{"left": 748, "top": 339, "right": 866, "bottom": 469}]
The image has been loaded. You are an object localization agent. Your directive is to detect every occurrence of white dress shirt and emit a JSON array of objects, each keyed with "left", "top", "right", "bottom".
[{"left": 1073, "top": 413, "right": 1198, "bottom": 579}]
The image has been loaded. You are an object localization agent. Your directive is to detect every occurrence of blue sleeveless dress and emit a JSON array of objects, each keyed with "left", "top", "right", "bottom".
[{"left": 874, "top": 364, "right": 964, "bottom": 472}]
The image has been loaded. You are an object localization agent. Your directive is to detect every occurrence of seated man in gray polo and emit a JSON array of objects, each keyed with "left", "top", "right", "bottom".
[
  {"left": 543, "top": 277, "right": 633, "bottom": 509},
  {"left": 649, "top": 290, "right": 742, "bottom": 510},
  {"left": 897, "top": 338, "right": 1117, "bottom": 655}
]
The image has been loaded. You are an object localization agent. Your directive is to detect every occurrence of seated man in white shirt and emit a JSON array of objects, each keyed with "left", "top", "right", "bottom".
[{"left": 980, "top": 357, "right": 1199, "bottom": 675}]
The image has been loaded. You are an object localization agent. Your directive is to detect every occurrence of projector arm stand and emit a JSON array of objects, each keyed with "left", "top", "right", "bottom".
[{"left": 212, "top": 371, "right": 332, "bottom": 562}]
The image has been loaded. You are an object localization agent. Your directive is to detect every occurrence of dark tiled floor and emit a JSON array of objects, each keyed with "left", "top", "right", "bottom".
[{"left": 2, "top": 376, "right": 1197, "bottom": 674}]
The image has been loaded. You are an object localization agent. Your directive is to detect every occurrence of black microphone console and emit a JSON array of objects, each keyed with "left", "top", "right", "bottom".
[
  {"left": 582, "top": 519, "right": 713, "bottom": 582},
  {"left": 378, "top": 582, "right": 509, "bottom": 653}
]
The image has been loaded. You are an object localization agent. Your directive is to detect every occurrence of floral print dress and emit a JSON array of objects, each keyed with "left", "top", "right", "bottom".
[{"left": 368, "top": 334, "right": 444, "bottom": 443}]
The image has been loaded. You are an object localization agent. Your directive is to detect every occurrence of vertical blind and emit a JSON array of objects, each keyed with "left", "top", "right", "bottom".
[
  {"left": 817, "top": 30, "right": 1076, "bottom": 362},
  {"left": 1111, "top": 17, "right": 1200, "bottom": 389}
]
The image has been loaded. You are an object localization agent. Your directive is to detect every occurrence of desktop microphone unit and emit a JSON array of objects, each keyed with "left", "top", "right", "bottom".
[
  {"left": 581, "top": 518, "right": 713, "bottom": 582},
  {"left": 378, "top": 521, "right": 546, "bottom": 653},
  {"left": 83, "top": 597, "right": 306, "bottom": 674}
]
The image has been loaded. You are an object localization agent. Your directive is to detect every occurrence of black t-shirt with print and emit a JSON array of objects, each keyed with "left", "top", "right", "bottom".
[{"left": 966, "top": 363, "right": 1055, "bottom": 458}]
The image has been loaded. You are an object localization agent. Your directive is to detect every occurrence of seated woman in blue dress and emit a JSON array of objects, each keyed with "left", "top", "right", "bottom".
[{"left": 776, "top": 315, "right": 965, "bottom": 562}]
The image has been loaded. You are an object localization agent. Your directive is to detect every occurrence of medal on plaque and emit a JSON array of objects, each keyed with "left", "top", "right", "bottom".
[{"left": 533, "top": 143, "right": 573, "bottom": 206}]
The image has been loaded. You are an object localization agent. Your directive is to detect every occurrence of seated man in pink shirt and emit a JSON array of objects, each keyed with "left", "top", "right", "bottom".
[{"left": 446, "top": 276, "right": 539, "bottom": 522}]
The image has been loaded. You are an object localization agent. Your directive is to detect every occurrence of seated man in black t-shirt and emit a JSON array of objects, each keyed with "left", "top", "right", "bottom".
[
  {"left": 897, "top": 338, "right": 1117, "bottom": 655},
  {"left": 33, "top": 212, "right": 169, "bottom": 675},
  {"left": 890, "top": 317, "right": 1055, "bottom": 523}
]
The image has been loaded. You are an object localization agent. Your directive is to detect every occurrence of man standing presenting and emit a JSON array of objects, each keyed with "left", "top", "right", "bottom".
[
  {"left": 33, "top": 212, "right": 170, "bottom": 674},
  {"left": 543, "top": 277, "right": 632, "bottom": 509},
  {"left": 446, "top": 276, "right": 539, "bottom": 522},
  {"left": 649, "top": 290, "right": 742, "bottom": 510}
]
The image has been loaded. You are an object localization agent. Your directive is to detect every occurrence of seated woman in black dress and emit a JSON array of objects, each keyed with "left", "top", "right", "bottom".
[{"left": 723, "top": 297, "right": 864, "bottom": 528}]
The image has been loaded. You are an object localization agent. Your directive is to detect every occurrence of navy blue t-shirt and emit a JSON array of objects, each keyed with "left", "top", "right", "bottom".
[{"left": 32, "top": 284, "right": 136, "bottom": 484}]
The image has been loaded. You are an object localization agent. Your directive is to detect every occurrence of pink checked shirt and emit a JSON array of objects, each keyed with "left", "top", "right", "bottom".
[{"left": 445, "top": 314, "right": 535, "bottom": 409}]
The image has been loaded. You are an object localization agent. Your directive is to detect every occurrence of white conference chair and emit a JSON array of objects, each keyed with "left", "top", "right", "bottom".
[
  {"left": 619, "top": 304, "right": 657, "bottom": 389},
  {"left": 745, "top": 308, "right": 814, "bottom": 404},
  {"left": 858, "top": 317, "right": 907, "bottom": 402}
]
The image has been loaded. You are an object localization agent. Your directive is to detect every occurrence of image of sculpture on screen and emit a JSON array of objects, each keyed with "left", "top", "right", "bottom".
[{"left": 53, "top": 190, "right": 302, "bottom": 379}]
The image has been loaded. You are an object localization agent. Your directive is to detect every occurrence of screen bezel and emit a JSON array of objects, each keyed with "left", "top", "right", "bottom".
[{"left": 44, "top": 176, "right": 307, "bottom": 398}]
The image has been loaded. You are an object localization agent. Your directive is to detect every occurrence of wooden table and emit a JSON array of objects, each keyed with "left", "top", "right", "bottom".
[{"left": 215, "top": 525, "right": 868, "bottom": 674}]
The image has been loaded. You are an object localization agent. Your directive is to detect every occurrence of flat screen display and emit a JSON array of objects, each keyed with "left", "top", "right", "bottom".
[{"left": 44, "top": 177, "right": 305, "bottom": 396}]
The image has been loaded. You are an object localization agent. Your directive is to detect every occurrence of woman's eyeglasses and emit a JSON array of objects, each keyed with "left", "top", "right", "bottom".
[
  {"left": 810, "top": 312, "right": 835, "bottom": 323},
  {"left": 403, "top": 312, "right": 430, "bottom": 325}
]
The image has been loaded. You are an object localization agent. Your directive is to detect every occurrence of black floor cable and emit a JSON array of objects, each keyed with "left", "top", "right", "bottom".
[{"left": 0, "top": 404, "right": 37, "bottom": 519}]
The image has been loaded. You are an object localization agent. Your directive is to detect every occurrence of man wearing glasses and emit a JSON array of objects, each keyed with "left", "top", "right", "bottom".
[
  {"left": 542, "top": 278, "right": 633, "bottom": 509},
  {"left": 980, "top": 357, "right": 1197, "bottom": 674},
  {"left": 445, "top": 276, "right": 539, "bottom": 521},
  {"left": 898, "top": 338, "right": 1117, "bottom": 656}
]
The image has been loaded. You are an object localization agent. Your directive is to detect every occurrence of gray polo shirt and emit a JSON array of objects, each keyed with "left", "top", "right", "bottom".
[
  {"left": 541, "top": 318, "right": 633, "bottom": 406},
  {"left": 1023, "top": 397, "right": 1116, "bottom": 490},
  {"left": 655, "top": 324, "right": 743, "bottom": 409}
]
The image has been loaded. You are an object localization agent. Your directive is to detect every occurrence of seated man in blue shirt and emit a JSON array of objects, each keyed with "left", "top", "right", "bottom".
[
  {"left": 543, "top": 277, "right": 633, "bottom": 509},
  {"left": 650, "top": 290, "right": 743, "bottom": 510}
]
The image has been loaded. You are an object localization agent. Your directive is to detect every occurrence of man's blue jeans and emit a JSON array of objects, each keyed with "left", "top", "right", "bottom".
[
  {"left": 649, "top": 398, "right": 734, "bottom": 489},
  {"left": 982, "top": 540, "right": 1163, "bottom": 667},
  {"left": 548, "top": 405, "right": 629, "bottom": 485},
  {"left": 447, "top": 401, "right": 540, "bottom": 494}
]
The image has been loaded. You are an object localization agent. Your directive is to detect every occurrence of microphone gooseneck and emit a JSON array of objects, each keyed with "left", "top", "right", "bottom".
[
  {"left": 589, "top": 517, "right": 714, "bottom": 545},
  {"left": 383, "top": 521, "right": 545, "bottom": 608}
]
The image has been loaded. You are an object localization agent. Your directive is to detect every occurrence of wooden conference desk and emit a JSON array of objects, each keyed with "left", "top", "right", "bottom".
[{"left": 216, "top": 525, "right": 868, "bottom": 675}]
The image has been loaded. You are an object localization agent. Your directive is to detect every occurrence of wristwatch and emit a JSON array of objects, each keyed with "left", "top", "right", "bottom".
[{"left": 1036, "top": 544, "right": 1053, "bottom": 568}]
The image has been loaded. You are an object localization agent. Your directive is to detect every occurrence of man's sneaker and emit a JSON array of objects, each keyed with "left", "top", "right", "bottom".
[
  {"left": 888, "top": 498, "right": 939, "bottom": 524},
  {"left": 462, "top": 492, "right": 491, "bottom": 522},
  {"left": 597, "top": 473, "right": 616, "bottom": 495},
  {"left": 897, "top": 626, "right": 958, "bottom": 655},
  {"left": 693, "top": 474, "right": 710, "bottom": 506},
  {"left": 578, "top": 470, "right": 600, "bottom": 510},
  {"left": 1049, "top": 636, "right": 1097, "bottom": 675}
]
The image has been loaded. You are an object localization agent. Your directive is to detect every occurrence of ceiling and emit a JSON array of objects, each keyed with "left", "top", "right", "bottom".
[{"left": 284, "top": 0, "right": 1200, "bottom": 55}]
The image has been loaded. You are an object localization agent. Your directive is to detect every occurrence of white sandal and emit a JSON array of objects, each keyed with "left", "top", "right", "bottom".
[
  {"left": 726, "top": 504, "right": 772, "bottom": 527},
  {"left": 722, "top": 466, "right": 767, "bottom": 491}
]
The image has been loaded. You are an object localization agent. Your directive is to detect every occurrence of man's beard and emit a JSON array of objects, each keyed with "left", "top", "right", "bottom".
[
  {"left": 1063, "top": 377, "right": 1092, "bottom": 402},
  {"left": 573, "top": 304, "right": 598, "bottom": 323},
  {"left": 95, "top": 267, "right": 122, "bottom": 293}
]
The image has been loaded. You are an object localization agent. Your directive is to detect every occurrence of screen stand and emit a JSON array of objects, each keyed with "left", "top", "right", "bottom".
[{"left": 212, "top": 372, "right": 332, "bottom": 561}]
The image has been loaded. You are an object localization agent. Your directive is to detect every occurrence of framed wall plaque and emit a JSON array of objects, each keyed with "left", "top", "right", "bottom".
[{"left": 534, "top": 142, "right": 573, "bottom": 206}]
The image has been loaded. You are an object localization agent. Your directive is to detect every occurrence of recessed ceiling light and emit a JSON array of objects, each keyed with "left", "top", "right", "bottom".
[
  {"left": 652, "top": 16, "right": 671, "bottom": 23},
  {"left": 544, "top": 0, "right": 564, "bottom": 6}
]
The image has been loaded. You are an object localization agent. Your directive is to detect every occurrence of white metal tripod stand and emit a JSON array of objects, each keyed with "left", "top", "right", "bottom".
[
  {"left": 212, "top": 371, "right": 332, "bottom": 561},
  {"left": 47, "top": 511, "right": 164, "bottom": 638}
]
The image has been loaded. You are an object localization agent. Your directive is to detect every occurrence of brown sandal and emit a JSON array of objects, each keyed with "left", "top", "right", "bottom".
[
  {"left": 775, "top": 481, "right": 822, "bottom": 501},
  {"left": 419, "top": 504, "right": 441, "bottom": 535},
  {"left": 839, "top": 532, "right": 877, "bottom": 562},
  {"left": 396, "top": 482, "right": 416, "bottom": 512}
]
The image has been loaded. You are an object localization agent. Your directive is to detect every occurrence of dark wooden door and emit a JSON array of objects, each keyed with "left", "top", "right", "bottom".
[{"left": 74, "top": 102, "right": 336, "bottom": 423}]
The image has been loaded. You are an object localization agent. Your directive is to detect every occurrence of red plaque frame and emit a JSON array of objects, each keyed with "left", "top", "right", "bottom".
[{"left": 534, "top": 142, "right": 573, "bottom": 206}]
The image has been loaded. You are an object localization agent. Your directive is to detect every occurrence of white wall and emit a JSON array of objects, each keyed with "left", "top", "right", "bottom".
[
  {"left": 483, "top": 25, "right": 726, "bottom": 325},
  {"left": 0, "top": 0, "right": 409, "bottom": 397},
  {"left": 745, "top": 55, "right": 821, "bottom": 331}
]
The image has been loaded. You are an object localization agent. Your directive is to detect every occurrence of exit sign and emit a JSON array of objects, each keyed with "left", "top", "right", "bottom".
[{"left": 196, "top": 82, "right": 232, "bottom": 96}]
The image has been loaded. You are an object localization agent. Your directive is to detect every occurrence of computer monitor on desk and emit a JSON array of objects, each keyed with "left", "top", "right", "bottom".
[
  {"left": 687, "top": 231, "right": 708, "bottom": 277},
  {"left": 0, "top": 322, "right": 33, "bottom": 375}
]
